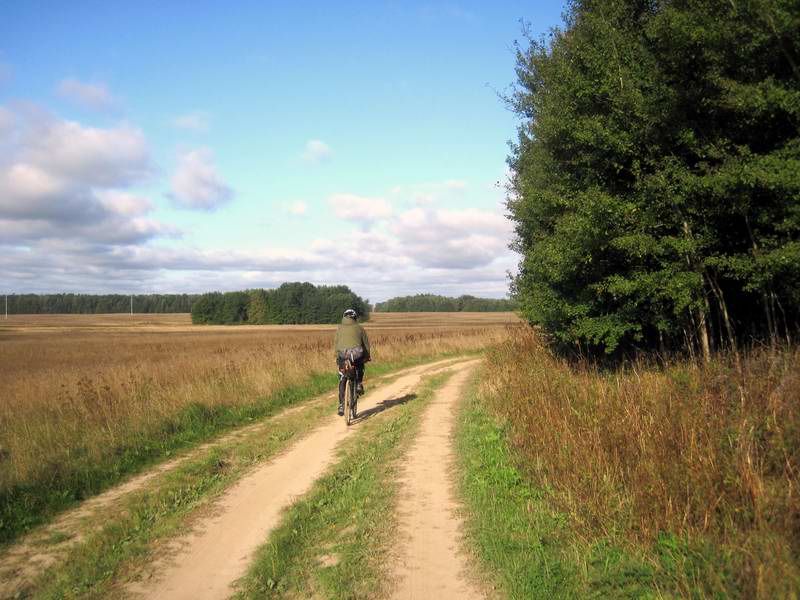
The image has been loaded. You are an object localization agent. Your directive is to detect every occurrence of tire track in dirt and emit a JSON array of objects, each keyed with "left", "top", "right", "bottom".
[
  {"left": 0, "top": 357, "right": 465, "bottom": 600},
  {"left": 389, "top": 362, "right": 485, "bottom": 599},
  {"left": 126, "top": 358, "right": 476, "bottom": 600}
]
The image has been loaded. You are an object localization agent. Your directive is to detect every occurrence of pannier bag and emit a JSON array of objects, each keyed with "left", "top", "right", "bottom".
[
  {"left": 344, "top": 346, "right": 365, "bottom": 363},
  {"left": 338, "top": 346, "right": 365, "bottom": 374}
]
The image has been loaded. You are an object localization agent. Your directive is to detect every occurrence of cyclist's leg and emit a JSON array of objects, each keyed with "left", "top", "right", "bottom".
[
  {"left": 337, "top": 355, "right": 346, "bottom": 415},
  {"left": 356, "top": 361, "right": 365, "bottom": 394}
]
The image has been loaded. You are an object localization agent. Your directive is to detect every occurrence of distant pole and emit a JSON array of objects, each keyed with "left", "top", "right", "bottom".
[
  {"left": 130, "top": 294, "right": 133, "bottom": 316},
  {"left": 4, "top": 294, "right": 6, "bottom": 319}
]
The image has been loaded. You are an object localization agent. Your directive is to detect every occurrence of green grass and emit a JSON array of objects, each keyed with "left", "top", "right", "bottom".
[
  {"left": 455, "top": 380, "right": 676, "bottom": 599},
  {"left": 1, "top": 351, "right": 470, "bottom": 547},
  {"left": 25, "top": 394, "right": 334, "bottom": 600},
  {"left": 234, "top": 372, "right": 453, "bottom": 600}
]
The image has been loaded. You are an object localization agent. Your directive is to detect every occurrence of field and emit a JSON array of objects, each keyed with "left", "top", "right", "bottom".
[
  {"left": 472, "top": 328, "right": 800, "bottom": 598},
  {"left": 0, "top": 312, "right": 514, "bottom": 374},
  {"left": 5, "top": 311, "right": 795, "bottom": 598},
  {"left": 0, "top": 312, "right": 516, "bottom": 544}
]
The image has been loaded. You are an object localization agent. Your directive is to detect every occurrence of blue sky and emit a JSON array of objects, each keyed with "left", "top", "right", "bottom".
[{"left": 0, "top": 1, "right": 565, "bottom": 301}]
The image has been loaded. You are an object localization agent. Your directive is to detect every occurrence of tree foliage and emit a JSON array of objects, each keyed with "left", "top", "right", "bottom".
[
  {"left": 508, "top": 0, "right": 800, "bottom": 356},
  {"left": 374, "top": 294, "right": 518, "bottom": 312},
  {"left": 190, "top": 283, "right": 370, "bottom": 325},
  {"left": 2, "top": 294, "right": 198, "bottom": 314}
]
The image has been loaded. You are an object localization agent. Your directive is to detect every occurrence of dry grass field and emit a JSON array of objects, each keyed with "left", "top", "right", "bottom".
[
  {"left": 0, "top": 311, "right": 517, "bottom": 542},
  {"left": 478, "top": 328, "right": 800, "bottom": 597}
]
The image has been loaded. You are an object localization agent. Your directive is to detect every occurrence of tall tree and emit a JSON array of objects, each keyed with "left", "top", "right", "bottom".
[
  {"left": 4, "top": 293, "right": 199, "bottom": 315},
  {"left": 509, "top": 0, "right": 800, "bottom": 356},
  {"left": 374, "top": 294, "right": 518, "bottom": 312},
  {"left": 190, "top": 283, "right": 370, "bottom": 325}
]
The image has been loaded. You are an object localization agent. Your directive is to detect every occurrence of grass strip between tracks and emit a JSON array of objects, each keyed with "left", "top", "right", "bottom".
[
  {"left": 455, "top": 377, "right": 671, "bottom": 600},
  {"left": 234, "top": 371, "right": 454, "bottom": 600},
  {"left": 17, "top": 360, "right": 461, "bottom": 599},
  {"left": 1, "top": 349, "right": 477, "bottom": 547}
]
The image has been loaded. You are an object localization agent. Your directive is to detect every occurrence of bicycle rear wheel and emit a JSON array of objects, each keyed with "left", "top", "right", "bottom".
[{"left": 350, "top": 376, "right": 357, "bottom": 421}]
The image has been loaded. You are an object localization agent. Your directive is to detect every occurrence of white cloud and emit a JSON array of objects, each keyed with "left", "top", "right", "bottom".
[
  {"left": 391, "top": 207, "right": 512, "bottom": 269},
  {"left": 0, "top": 107, "right": 153, "bottom": 224},
  {"left": 301, "top": 139, "right": 332, "bottom": 164},
  {"left": 57, "top": 78, "right": 118, "bottom": 111},
  {"left": 0, "top": 206, "right": 517, "bottom": 299},
  {"left": 172, "top": 110, "right": 210, "bottom": 132},
  {"left": 284, "top": 200, "right": 308, "bottom": 216},
  {"left": 328, "top": 193, "right": 393, "bottom": 223},
  {"left": 23, "top": 118, "right": 150, "bottom": 186},
  {"left": 305, "top": 204, "right": 516, "bottom": 297},
  {"left": 95, "top": 190, "right": 154, "bottom": 216},
  {"left": 0, "top": 104, "right": 516, "bottom": 299},
  {"left": 169, "top": 147, "right": 234, "bottom": 211},
  {"left": 0, "top": 163, "right": 64, "bottom": 205},
  {"left": 0, "top": 201, "right": 515, "bottom": 299},
  {"left": 0, "top": 104, "right": 174, "bottom": 260}
]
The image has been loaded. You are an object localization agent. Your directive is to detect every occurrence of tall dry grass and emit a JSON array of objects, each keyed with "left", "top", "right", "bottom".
[
  {"left": 482, "top": 327, "right": 800, "bottom": 597},
  {"left": 1, "top": 315, "right": 510, "bottom": 532}
]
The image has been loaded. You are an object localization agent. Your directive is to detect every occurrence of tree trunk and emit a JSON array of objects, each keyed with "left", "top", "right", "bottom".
[
  {"left": 682, "top": 221, "right": 711, "bottom": 363},
  {"left": 707, "top": 272, "right": 737, "bottom": 350},
  {"left": 774, "top": 294, "right": 792, "bottom": 346},
  {"left": 683, "top": 325, "right": 696, "bottom": 361},
  {"left": 696, "top": 306, "right": 711, "bottom": 363},
  {"left": 707, "top": 271, "right": 742, "bottom": 373},
  {"left": 744, "top": 214, "right": 779, "bottom": 348}
]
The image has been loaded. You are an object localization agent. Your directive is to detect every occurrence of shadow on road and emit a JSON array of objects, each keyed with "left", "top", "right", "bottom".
[{"left": 353, "top": 393, "right": 417, "bottom": 424}]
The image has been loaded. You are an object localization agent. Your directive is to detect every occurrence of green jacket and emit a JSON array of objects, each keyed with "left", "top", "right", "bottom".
[{"left": 334, "top": 316, "right": 370, "bottom": 358}]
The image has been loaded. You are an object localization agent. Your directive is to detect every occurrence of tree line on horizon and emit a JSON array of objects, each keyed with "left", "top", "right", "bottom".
[
  {"left": 508, "top": 0, "right": 799, "bottom": 358},
  {"left": 190, "top": 282, "right": 371, "bottom": 325},
  {"left": 373, "top": 294, "right": 518, "bottom": 312},
  {"left": 1, "top": 293, "right": 198, "bottom": 315}
]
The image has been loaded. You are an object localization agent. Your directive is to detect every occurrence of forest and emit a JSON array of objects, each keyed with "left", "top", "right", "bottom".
[
  {"left": 374, "top": 294, "right": 517, "bottom": 312},
  {"left": 190, "top": 282, "right": 370, "bottom": 325},
  {"left": 2, "top": 293, "right": 197, "bottom": 315},
  {"left": 507, "top": 0, "right": 800, "bottom": 357}
]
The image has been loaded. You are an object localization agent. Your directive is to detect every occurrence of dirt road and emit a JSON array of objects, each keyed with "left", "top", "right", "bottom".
[
  {"left": 1, "top": 356, "right": 485, "bottom": 600},
  {"left": 127, "top": 358, "right": 478, "bottom": 600},
  {"left": 389, "top": 363, "right": 485, "bottom": 599}
]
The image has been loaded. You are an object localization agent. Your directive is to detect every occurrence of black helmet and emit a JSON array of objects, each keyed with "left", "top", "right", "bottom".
[{"left": 343, "top": 308, "right": 357, "bottom": 319}]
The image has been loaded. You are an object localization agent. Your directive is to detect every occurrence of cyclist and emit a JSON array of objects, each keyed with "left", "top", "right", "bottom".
[{"left": 334, "top": 308, "right": 370, "bottom": 416}]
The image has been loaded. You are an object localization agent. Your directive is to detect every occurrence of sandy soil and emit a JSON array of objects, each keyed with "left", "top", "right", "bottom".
[
  {"left": 389, "top": 364, "right": 485, "bottom": 600},
  {"left": 0, "top": 358, "right": 463, "bottom": 600},
  {"left": 126, "top": 358, "right": 475, "bottom": 600}
]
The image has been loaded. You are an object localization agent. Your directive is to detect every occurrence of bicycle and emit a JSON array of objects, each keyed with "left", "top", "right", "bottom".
[{"left": 338, "top": 351, "right": 360, "bottom": 426}]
